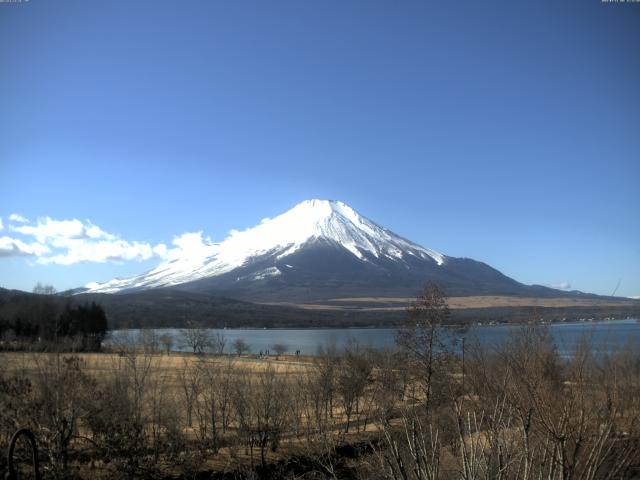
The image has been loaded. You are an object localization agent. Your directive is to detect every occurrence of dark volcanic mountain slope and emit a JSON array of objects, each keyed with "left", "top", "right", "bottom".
[
  {"left": 172, "top": 239, "right": 534, "bottom": 301},
  {"left": 80, "top": 199, "right": 595, "bottom": 302}
]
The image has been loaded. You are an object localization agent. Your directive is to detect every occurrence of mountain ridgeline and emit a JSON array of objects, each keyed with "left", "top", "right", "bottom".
[
  {"left": 62, "top": 200, "right": 640, "bottom": 328},
  {"left": 80, "top": 200, "right": 588, "bottom": 301}
]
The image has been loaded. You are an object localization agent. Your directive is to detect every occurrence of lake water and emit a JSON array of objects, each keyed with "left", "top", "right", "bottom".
[{"left": 108, "top": 318, "right": 640, "bottom": 357}]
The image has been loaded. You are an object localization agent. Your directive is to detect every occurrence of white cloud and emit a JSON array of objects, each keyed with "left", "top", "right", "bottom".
[
  {"left": 550, "top": 281, "right": 572, "bottom": 291},
  {"left": 0, "top": 218, "right": 3, "bottom": 231},
  {"left": 153, "top": 243, "right": 168, "bottom": 258},
  {"left": 12, "top": 217, "right": 116, "bottom": 243},
  {"left": 38, "top": 239, "right": 160, "bottom": 265},
  {"left": 630, "top": 295, "right": 640, "bottom": 300},
  {"left": 0, "top": 215, "right": 220, "bottom": 267},
  {"left": 8, "top": 213, "right": 29, "bottom": 223},
  {"left": 164, "top": 231, "right": 214, "bottom": 261},
  {"left": 2, "top": 215, "right": 168, "bottom": 265},
  {"left": 0, "top": 236, "right": 50, "bottom": 257}
]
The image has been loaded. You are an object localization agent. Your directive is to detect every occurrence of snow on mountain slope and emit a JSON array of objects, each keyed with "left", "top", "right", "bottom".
[{"left": 83, "top": 199, "right": 445, "bottom": 294}]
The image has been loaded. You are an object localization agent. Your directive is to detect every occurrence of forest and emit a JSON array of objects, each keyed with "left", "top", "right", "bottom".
[{"left": 0, "top": 284, "right": 107, "bottom": 353}]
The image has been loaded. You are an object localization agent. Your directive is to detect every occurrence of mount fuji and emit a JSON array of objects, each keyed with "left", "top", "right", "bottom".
[{"left": 80, "top": 199, "right": 571, "bottom": 302}]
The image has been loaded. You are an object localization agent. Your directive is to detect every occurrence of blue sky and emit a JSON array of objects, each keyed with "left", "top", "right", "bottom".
[{"left": 1, "top": 0, "right": 638, "bottom": 297}]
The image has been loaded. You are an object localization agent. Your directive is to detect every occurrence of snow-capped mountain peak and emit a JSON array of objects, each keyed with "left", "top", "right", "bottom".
[{"left": 83, "top": 199, "right": 445, "bottom": 294}]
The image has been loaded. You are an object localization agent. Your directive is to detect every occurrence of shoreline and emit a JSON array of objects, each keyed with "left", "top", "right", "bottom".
[{"left": 107, "top": 317, "right": 639, "bottom": 332}]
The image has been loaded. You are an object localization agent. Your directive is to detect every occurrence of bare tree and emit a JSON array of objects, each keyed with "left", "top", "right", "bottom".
[
  {"left": 32, "top": 354, "right": 95, "bottom": 478},
  {"left": 159, "top": 333, "right": 173, "bottom": 355},
  {"left": 371, "top": 348, "right": 407, "bottom": 423},
  {"left": 138, "top": 329, "right": 159, "bottom": 354},
  {"left": 147, "top": 355, "right": 171, "bottom": 463},
  {"left": 210, "top": 332, "right": 227, "bottom": 355},
  {"left": 33, "top": 282, "right": 57, "bottom": 295},
  {"left": 193, "top": 356, "right": 236, "bottom": 453},
  {"left": 232, "top": 366, "right": 291, "bottom": 468},
  {"left": 377, "top": 410, "right": 441, "bottom": 480},
  {"left": 336, "top": 341, "right": 371, "bottom": 433},
  {"left": 396, "top": 282, "right": 451, "bottom": 410},
  {"left": 179, "top": 359, "right": 201, "bottom": 428},
  {"left": 232, "top": 338, "right": 250, "bottom": 356},
  {"left": 271, "top": 343, "right": 287, "bottom": 359},
  {"left": 180, "top": 325, "right": 212, "bottom": 355},
  {"left": 296, "top": 368, "right": 342, "bottom": 479},
  {"left": 315, "top": 341, "right": 339, "bottom": 422},
  {"left": 84, "top": 348, "right": 154, "bottom": 479}
]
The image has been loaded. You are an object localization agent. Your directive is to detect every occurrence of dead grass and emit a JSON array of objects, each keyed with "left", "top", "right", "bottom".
[
  {"left": 0, "top": 350, "right": 315, "bottom": 378},
  {"left": 271, "top": 295, "right": 640, "bottom": 311},
  {"left": 0, "top": 350, "right": 347, "bottom": 475}
]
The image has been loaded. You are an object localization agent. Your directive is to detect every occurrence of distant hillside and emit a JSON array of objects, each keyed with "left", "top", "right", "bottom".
[
  {"left": 2, "top": 287, "right": 639, "bottom": 330},
  {"left": 76, "top": 288, "right": 640, "bottom": 329}
]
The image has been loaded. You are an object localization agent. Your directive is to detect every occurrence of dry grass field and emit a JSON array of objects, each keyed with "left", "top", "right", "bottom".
[
  {"left": 2, "top": 318, "right": 640, "bottom": 479},
  {"left": 0, "top": 349, "right": 385, "bottom": 477},
  {"left": 0, "top": 350, "right": 316, "bottom": 378},
  {"left": 266, "top": 295, "right": 639, "bottom": 312}
]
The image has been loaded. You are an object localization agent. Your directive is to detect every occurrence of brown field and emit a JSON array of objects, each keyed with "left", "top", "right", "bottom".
[
  {"left": 266, "top": 295, "right": 639, "bottom": 311},
  {"left": 0, "top": 350, "right": 316, "bottom": 376},
  {"left": 0, "top": 350, "right": 381, "bottom": 476},
  {"left": 3, "top": 327, "right": 640, "bottom": 479}
]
